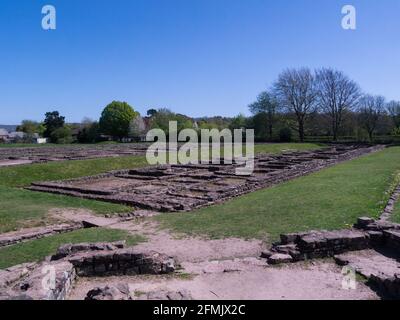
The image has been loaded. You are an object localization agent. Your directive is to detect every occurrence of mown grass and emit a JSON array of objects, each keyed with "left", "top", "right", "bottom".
[
  {"left": 0, "top": 155, "right": 148, "bottom": 188},
  {"left": 391, "top": 191, "right": 400, "bottom": 224},
  {"left": 0, "top": 185, "right": 133, "bottom": 233},
  {"left": 0, "top": 228, "right": 146, "bottom": 269},
  {"left": 158, "top": 147, "right": 400, "bottom": 242},
  {"left": 254, "top": 143, "right": 324, "bottom": 154},
  {"left": 0, "top": 156, "right": 148, "bottom": 233},
  {"left": 0, "top": 143, "right": 322, "bottom": 233}
]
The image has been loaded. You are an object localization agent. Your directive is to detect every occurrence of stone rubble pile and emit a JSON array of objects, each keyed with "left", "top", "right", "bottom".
[
  {"left": 85, "top": 285, "right": 192, "bottom": 300},
  {"left": 0, "top": 241, "right": 176, "bottom": 300},
  {"left": 263, "top": 229, "right": 370, "bottom": 264},
  {"left": 262, "top": 217, "right": 400, "bottom": 298}
]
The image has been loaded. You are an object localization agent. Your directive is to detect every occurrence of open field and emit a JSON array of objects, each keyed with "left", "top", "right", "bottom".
[
  {"left": 158, "top": 146, "right": 400, "bottom": 241},
  {"left": 0, "top": 143, "right": 323, "bottom": 233},
  {"left": 0, "top": 228, "right": 145, "bottom": 269},
  {"left": 0, "top": 156, "right": 149, "bottom": 233}
]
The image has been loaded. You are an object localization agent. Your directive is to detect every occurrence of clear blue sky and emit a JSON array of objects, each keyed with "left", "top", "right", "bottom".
[{"left": 0, "top": 0, "right": 399, "bottom": 124}]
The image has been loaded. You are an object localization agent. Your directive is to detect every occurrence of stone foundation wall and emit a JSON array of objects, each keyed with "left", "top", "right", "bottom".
[
  {"left": 28, "top": 145, "right": 384, "bottom": 212},
  {"left": 0, "top": 223, "right": 85, "bottom": 248},
  {"left": 0, "top": 242, "right": 176, "bottom": 300}
]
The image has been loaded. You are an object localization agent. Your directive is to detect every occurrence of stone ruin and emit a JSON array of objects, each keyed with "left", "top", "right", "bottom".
[
  {"left": 0, "top": 223, "right": 86, "bottom": 248},
  {"left": 0, "top": 241, "right": 176, "bottom": 300},
  {"left": 0, "top": 143, "right": 150, "bottom": 167},
  {"left": 28, "top": 144, "right": 383, "bottom": 212},
  {"left": 262, "top": 217, "right": 400, "bottom": 299}
]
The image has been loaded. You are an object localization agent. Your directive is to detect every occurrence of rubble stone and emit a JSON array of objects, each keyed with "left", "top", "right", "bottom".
[
  {"left": 0, "top": 242, "right": 176, "bottom": 300},
  {"left": 267, "top": 253, "right": 293, "bottom": 265}
]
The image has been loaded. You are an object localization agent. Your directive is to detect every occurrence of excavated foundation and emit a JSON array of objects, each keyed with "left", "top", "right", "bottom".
[
  {"left": 28, "top": 144, "right": 384, "bottom": 212},
  {"left": 0, "top": 143, "right": 150, "bottom": 166}
]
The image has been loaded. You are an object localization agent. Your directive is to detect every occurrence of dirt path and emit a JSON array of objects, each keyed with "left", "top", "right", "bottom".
[
  {"left": 49, "top": 210, "right": 378, "bottom": 300},
  {"left": 68, "top": 258, "right": 378, "bottom": 300}
]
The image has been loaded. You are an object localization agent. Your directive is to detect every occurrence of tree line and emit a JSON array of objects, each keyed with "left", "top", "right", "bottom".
[
  {"left": 12, "top": 67, "right": 400, "bottom": 144},
  {"left": 243, "top": 67, "right": 400, "bottom": 142}
]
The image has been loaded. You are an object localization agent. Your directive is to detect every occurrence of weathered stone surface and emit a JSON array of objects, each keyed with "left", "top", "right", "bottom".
[
  {"left": 51, "top": 241, "right": 125, "bottom": 261},
  {"left": 267, "top": 253, "right": 293, "bottom": 265},
  {"left": 0, "top": 261, "right": 76, "bottom": 300},
  {"left": 260, "top": 250, "right": 274, "bottom": 258},
  {"left": 65, "top": 248, "right": 175, "bottom": 277},
  {"left": 383, "top": 229, "right": 400, "bottom": 250},
  {"left": 0, "top": 242, "right": 176, "bottom": 300},
  {"left": 369, "top": 273, "right": 400, "bottom": 299},
  {"left": 85, "top": 284, "right": 130, "bottom": 300},
  {"left": 268, "top": 228, "right": 372, "bottom": 263},
  {"left": 138, "top": 290, "right": 192, "bottom": 300}
]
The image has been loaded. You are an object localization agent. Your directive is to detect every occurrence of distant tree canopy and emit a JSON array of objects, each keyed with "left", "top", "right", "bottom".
[
  {"left": 43, "top": 111, "right": 65, "bottom": 138},
  {"left": 249, "top": 91, "right": 278, "bottom": 140},
  {"left": 50, "top": 126, "right": 73, "bottom": 144},
  {"left": 150, "top": 108, "right": 193, "bottom": 135},
  {"left": 147, "top": 109, "right": 158, "bottom": 117},
  {"left": 77, "top": 119, "right": 101, "bottom": 143},
  {"left": 17, "top": 120, "right": 45, "bottom": 137},
  {"left": 99, "top": 101, "right": 138, "bottom": 140}
]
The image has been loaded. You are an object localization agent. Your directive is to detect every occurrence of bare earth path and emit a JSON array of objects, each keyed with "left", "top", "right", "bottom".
[{"left": 54, "top": 210, "right": 378, "bottom": 300}]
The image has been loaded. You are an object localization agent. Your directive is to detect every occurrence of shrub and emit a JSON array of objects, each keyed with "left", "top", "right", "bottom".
[{"left": 50, "top": 126, "right": 73, "bottom": 144}]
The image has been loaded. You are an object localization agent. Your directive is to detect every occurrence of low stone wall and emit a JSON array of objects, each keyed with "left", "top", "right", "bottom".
[
  {"left": 0, "top": 223, "right": 85, "bottom": 248},
  {"left": 369, "top": 273, "right": 400, "bottom": 299},
  {"left": 263, "top": 229, "right": 371, "bottom": 264},
  {"left": 263, "top": 217, "right": 400, "bottom": 298},
  {"left": 0, "top": 242, "right": 176, "bottom": 300},
  {"left": 67, "top": 249, "right": 175, "bottom": 277}
]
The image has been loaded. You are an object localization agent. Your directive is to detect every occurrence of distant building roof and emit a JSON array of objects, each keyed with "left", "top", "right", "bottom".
[
  {"left": 0, "top": 129, "right": 8, "bottom": 136},
  {"left": 8, "top": 131, "right": 25, "bottom": 139}
]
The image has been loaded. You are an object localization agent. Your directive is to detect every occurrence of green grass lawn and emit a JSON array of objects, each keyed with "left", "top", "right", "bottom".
[
  {"left": 254, "top": 143, "right": 324, "bottom": 154},
  {"left": 0, "top": 156, "right": 148, "bottom": 233},
  {"left": 0, "top": 228, "right": 145, "bottom": 269},
  {"left": 391, "top": 194, "right": 400, "bottom": 224},
  {"left": 0, "top": 155, "right": 148, "bottom": 187},
  {"left": 157, "top": 147, "right": 400, "bottom": 242}
]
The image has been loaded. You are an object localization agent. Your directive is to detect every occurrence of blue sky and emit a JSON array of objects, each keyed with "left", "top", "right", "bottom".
[{"left": 0, "top": 0, "right": 399, "bottom": 124}]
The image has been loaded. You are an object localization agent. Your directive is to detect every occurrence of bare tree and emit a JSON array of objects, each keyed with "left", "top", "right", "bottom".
[
  {"left": 248, "top": 91, "right": 278, "bottom": 139},
  {"left": 274, "top": 68, "right": 317, "bottom": 142},
  {"left": 316, "top": 68, "right": 361, "bottom": 141},
  {"left": 358, "top": 95, "right": 386, "bottom": 141},
  {"left": 387, "top": 100, "right": 400, "bottom": 131}
]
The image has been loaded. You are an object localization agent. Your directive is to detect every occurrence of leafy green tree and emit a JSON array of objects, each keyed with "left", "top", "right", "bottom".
[
  {"left": 229, "top": 114, "right": 248, "bottom": 130},
  {"left": 50, "top": 126, "right": 73, "bottom": 144},
  {"left": 77, "top": 120, "right": 101, "bottom": 143},
  {"left": 43, "top": 111, "right": 65, "bottom": 138},
  {"left": 150, "top": 109, "right": 193, "bottom": 136},
  {"left": 99, "top": 101, "right": 138, "bottom": 140}
]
